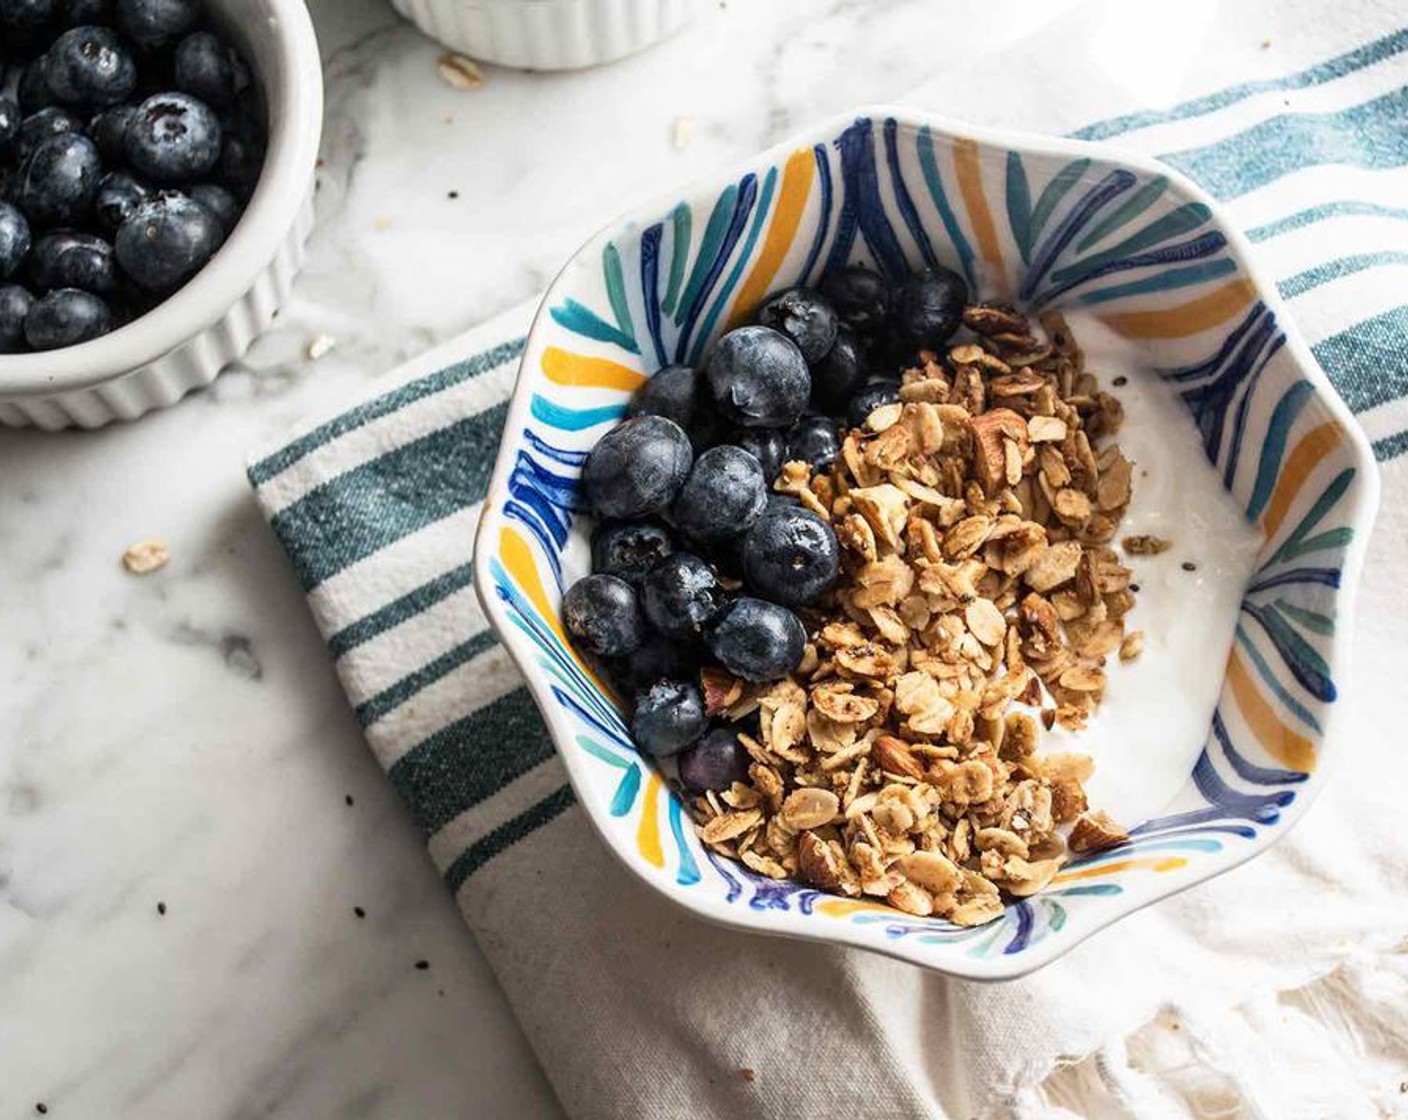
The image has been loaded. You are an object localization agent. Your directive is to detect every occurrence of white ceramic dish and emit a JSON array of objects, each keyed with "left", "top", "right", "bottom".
[
  {"left": 473, "top": 107, "right": 1378, "bottom": 980},
  {"left": 0, "top": 0, "right": 323, "bottom": 430},
  {"left": 390, "top": 0, "right": 705, "bottom": 71}
]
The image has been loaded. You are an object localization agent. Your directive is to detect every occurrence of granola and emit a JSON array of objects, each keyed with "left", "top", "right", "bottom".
[{"left": 688, "top": 305, "right": 1136, "bottom": 925}]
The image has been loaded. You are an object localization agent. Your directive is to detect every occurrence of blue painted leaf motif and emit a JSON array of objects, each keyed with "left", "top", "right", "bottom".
[
  {"left": 1076, "top": 259, "right": 1240, "bottom": 306},
  {"left": 1075, "top": 174, "right": 1169, "bottom": 253},
  {"left": 639, "top": 223, "right": 668, "bottom": 367},
  {"left": 884, "top": 117, "right": 939, "bottom": 270},
  {"left": 1051, "top": 201, "right": 1213, "bottom": 283},
  {"left": 826, "top": 118, "right": 908, "bottom": 281},
  {"left": 676, "top": 174, "right": 757, "bottom": 362},
  {"left": 689, "top": 167, "right": 778, "bottom": 363},
  {"left": 1020, "top": 168, "right": 1135, "bottom": 302},
  {"left": 800, "top": 143, "right": 833, "bottom": 285},
  {"left": 675, "top": 183, "right": 741, "bottom": 330},
  {"left": 1212, "top": 708, "right": 1310, "bottom": 785},
  {"left": 1043, "top": 230, "right": 1231, "bottom": 305},
  {"left": 1241, "top": 601, "right": 1337, "bottom": 702},
  {"left": 1028, "top": 158, "right": 1092, "bottom": 248}
]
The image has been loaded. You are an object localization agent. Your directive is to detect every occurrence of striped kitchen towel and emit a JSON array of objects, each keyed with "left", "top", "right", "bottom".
[{"left": 249, "top": 10, "right": 1408, "bottom": 1118}]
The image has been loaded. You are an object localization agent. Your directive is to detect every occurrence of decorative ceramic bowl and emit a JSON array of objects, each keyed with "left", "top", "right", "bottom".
[
  {"left": 472, "top": 107, "right": 1379, "bottom": 980},
  {"left": 0, "top": 0, "right": 323, "bottom": 430}
]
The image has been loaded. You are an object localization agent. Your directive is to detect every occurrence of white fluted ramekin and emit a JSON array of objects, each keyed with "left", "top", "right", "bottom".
[
  {"left": 391, "top": 0, "right": 705, "bottom": 71},
  {"left": 0, "top": 0, "right": 323, "bottom": 430}
]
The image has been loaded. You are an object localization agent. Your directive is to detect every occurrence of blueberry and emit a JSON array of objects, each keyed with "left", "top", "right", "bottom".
[
  {"left": 88, "top": 103, "right": 136, "bottom": 161},
  {"left": 60, "top": 0, "right": 112, "bottom": 23},
  {"left": 891, "top": 266, "right": 968, "bottom": 355},
  {"left": 704, "top": 597, "right": 805, "bottom": 682},
  {"left": 731, "top": 426, "right": 785, "bottom": 483},
  {"left": 0, "top": 203, "right": 32, "bottom": 279},
  {"left": 114, "top": 190, "right": 222, "bottom": 290},
  {"left": 678, "top": 728, "right": 750, "bottom": 793},
  {"left": 785, "top": 414, "right": 840, "bottom": 470},
  {"left": 17, "top": 60, "right": 59, "bottom": 115},
  {"left": 639, "top": 552, "right": 724, "bottom": 641},
  {"left": 214, "top": 108, "right": 263, "bottom": 197},
  {"left": 756, "top": 286, "right": 838, "bottom": 364},
  {"left": 581, "top": 414, "right": 693, "bottom": 520},
  {"left": 628, "top": 363, "right": 699, "bottom": 431},
  {"left": 630, "top": 678, "right": 706, "bottom": 758},
  {"left": 115, "top": 0, "right": 199, "bottom": 47},
  {"left": 685, "top": 396, "right": 730, "bottom": 454},
  {"left": 124, "top": 92, "right": 221, "bottom": 184},
  {"left": 93, "top": 170, "right": 149, "bottom": 233},
  {"left": 671, "top": 444, "right": 767, "bottom": 545},
  {"left": 820, "top": 265, "right": 891, "bottom": 335},
  {"left": 705, "top": 324, "right": 810, "bottom": 429},
  {"left": 14, "top": 132, "right": 102, "bottom": 227},
  {"left": 173, "top": 30, "right": 248, "bottom": 108},
  {"left": 13, "top": 105, "right": 83, "bottom": 163},
  {"left": 0, "top": 0, "right": 56, "bottom": 28},
  {"left": 740, "top": 504, "right": 839, "bottom": 607},
  {"left": 611, "top": 634, "right": 698, "bottom": 697},
  {"left": 0, "top": 95, "right": 19, "bottom": 148},
  {"left": 846, "top": 377, "right": 900, "bottom": 429},
  {"left": 188, "top": 181, "right": 238, "bottom": 233},
  {"left": 0, "top": 284, "right": 35, "bottom": 351},
  {"left": 809, "top": 323, "right": 866, "bottom": 415},
  {"left": 43, "top": 26, "right": 137, "bottom": 108},
  {"left": 28, "top": 228, "right": 116, "bottom": 294},
  {"left": 591, "top": 519, "right": 674, "bottom": 587},
  {"left": 24, "top": 286, "right": 110, "bottom": 348},
  {"left": 561, "top": 573, "right": 645, "bottom": 657}
]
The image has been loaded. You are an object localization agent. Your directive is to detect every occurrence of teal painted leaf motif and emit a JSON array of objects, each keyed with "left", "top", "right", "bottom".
[
  {"left": 1235, "top": 625, "right": 1323, "bottom": 733},
  {"left": 1005, "top": 151, "right": 1034, "bottom": 264},
  {"left": 1076, "top": 259, "right": 1238, "bottom": 306},
  {"left": 1028, "top": 158, "right": 1091, "bottom": 245},
  {"left": 550, "top": 298, "right": 639, "bottom": 353},
  {"left": 1276, "top": 526, "right": 1354, "bottom": 564},
  {"left": 662, "top": 203, "right": 691, "bottom": 315},
  {"left": 674, "top": 184, "right": 739, "bottom": 327},
  {"left": 611, "top": 763, "right": 642, "bottom": 817},
  {"left": 1075, "top": 174, "right": 1169, "bottom": 253},
  {"left": 1274, "top": 598, "right": 1334, "bottom": 636},
  {"left": 602, "top": 243, "right": 636, "bottom": 348},
  {"left": 1247, "top": 381, "right": 1314, "bottom": 520},
  {"left": 1266, "top": 467, "right": 1355, "bottom": 566},
  {"left": 915, "top": 126, "right": 977, "bottom": 286}
]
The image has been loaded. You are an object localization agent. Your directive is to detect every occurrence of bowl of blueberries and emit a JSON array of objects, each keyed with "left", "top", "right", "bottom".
[{"left": 0, "top": 0, "right": 322, "bottom": 428}]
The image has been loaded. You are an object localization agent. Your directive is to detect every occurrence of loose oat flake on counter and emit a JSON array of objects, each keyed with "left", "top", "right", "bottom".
[{"left": 687, "top": 304, "right": 1138, "bottom": 925}]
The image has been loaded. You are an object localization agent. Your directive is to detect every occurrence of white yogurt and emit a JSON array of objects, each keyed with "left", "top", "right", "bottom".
[{"left": 1039, "top": 313, "right": 1264, "bottom": 828}]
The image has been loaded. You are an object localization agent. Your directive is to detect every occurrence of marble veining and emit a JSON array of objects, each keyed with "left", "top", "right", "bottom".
[{"left": 0, "top": 0, "right": 1097, "bottom": 1115}]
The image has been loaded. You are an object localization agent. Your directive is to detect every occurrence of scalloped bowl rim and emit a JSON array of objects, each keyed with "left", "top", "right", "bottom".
[
  {"left": 0, "top": 0, "right": 323, "bottom": 398},
  {"left": 472, "top": 105, "right": 1379, "bottom": 980}
]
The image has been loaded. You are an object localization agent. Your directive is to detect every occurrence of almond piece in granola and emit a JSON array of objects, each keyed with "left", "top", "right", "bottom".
[{"left": 1069, "top": 810, "right": 1129, "bottom": 853}]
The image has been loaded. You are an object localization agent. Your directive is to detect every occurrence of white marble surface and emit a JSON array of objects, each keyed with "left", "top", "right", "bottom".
[{"left": 0, "top": 1, "right": 1098, "bottom": 1116}]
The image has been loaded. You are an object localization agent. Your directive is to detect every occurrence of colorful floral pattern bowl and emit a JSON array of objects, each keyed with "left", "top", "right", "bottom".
[{"left": 471, "top": 108, "right": 1378, "bottom": 979}]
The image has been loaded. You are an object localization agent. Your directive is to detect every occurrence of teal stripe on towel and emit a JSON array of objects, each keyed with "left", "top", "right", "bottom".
[
  {"left": 328, "top": 562, "right": 475, "bottom": 658},
  {"left": 249, "top": 338, "right": 524, "bottom": 486},
  {"left": 355, "top": 631, "right": 499, "bottom": 728},
  {"left": 443, "top": 784, "right": 576, "bottom": 893},
  {"left": 388, "top": 687, "right": 555, "bottom": 836},
  {"left": 270, "top": 405, "right": 505, "bottom": 591},
  {"left": 1311, "top": 304, "right": 1408, "bottom": 413}
]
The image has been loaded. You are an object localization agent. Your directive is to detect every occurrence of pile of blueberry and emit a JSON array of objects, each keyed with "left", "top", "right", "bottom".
[
  {"left": 563, "top": 263, "right": 970, "bottom": 795},
  {"left": 0, "top": 0, "right": 264, "bottom": 354}
]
